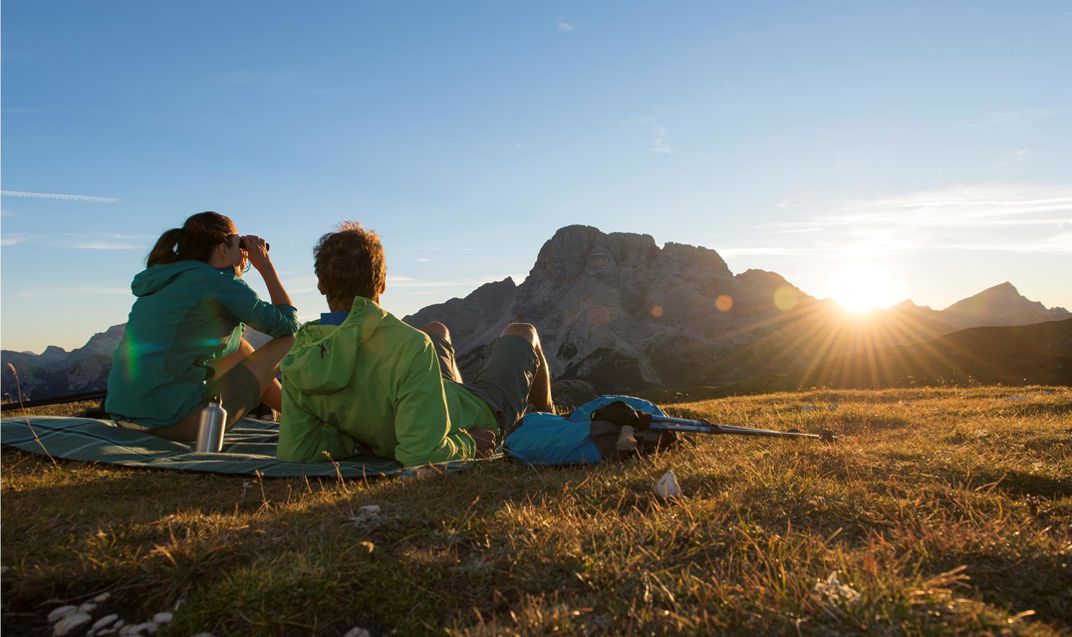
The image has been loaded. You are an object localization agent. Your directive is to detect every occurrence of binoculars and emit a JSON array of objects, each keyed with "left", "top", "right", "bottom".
[{"left": 239, "top": 238, "right": 270, "bottom": 252}]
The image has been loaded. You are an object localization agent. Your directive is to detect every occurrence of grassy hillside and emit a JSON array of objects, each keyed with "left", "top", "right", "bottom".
[{"left": 2, "top": 386, "right": 1070, "bottom": 636}]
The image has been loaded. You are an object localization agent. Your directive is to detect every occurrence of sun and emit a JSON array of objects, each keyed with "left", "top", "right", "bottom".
[{"left": 826, "top": 263, "right": 904, "bottom": 314}]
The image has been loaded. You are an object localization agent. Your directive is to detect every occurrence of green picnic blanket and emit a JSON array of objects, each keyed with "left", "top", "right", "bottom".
[{"left": 0, "top": 416, "right": 491, "bottom": 478}]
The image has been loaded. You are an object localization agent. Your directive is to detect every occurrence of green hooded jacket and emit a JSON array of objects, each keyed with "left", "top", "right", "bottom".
[
  {"left": 105, "top": 260, "right": 300, "bottom": 428},
  {"left": 277, "top": 297, "right": 496, "bottom": 467}
]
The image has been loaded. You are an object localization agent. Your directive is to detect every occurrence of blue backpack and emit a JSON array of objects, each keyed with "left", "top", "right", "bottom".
[{"left": 505, "top": 395, "right": 676, "bottom": 465}]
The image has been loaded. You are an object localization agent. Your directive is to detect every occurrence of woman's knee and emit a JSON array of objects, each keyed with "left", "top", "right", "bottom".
[{"left": 245, "top": 336, "right": 294, "bottom": 377}]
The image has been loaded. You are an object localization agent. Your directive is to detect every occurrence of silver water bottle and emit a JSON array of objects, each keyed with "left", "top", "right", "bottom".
[{"left": 195, "top": 395, "right": 227, "bottom": 453}]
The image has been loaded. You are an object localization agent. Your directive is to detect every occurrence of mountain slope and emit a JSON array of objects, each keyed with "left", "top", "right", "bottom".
[{"left": 939, "top": 282, "right": 1070, "bottom": 328}]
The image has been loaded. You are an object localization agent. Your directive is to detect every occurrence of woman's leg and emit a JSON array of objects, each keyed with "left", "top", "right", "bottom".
[
  {"left": 141, "top": 336, "right": 293, "bottom": 443},
  {"left": 208, "top": 336, "right": 292, "bottom": 411},
  {"left": 209, "top": 337, "right": 255, "bottom": 378},
  {"left": 236, "top": 336, "right": 294, "bottom": 411}
]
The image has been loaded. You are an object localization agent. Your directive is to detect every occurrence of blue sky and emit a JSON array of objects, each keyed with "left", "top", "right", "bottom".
[{"left": 3, "top": 1, "right": 1070, "bottom": 352}]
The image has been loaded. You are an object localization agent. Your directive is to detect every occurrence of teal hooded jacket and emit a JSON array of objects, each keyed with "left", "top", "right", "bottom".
[
  {"left": 277, "top": 297, "right": 495, "bottom": 467},
  {"left": 105, "top": 260, "right": 300, "bottom": 427}
]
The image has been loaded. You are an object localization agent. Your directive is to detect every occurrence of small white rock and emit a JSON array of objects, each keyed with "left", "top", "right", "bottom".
[
  {"left": 48, "top": 606, "right": 79, "bottom": 624},
  {"left": 653, "top": 470, "right": 682, "bottom": 500},
  {"left": 93, "top": 592, "right": 112, "bottom": 603},
  {"left": 53, "top": 612, "right": 92, "bottom": 636},
  {"left": 79, "top": 602, "right": 98, "bottom": 613},
  {"left": 344, "top": 628, "right": 372, "bottom": 637},
  {"left": 350, "top": 505, "right": 384, "bottom": 529},
  {"left": 152, "top": 612, "right": 173, "bottom": 624},
  {"left": 814, "top": 570, "right": 861, "bottom": 606},
  {"left": 119, "top": 622, "right": 158, "bottom": 636},
  {"left": 90, "top": 614, "right": 120, "bottom": 632}
]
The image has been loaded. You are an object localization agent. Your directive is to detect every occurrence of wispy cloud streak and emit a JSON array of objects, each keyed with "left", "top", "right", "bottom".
[
  {"left": 745, "top": 183, "right": 1072, "bottom": 258},
  {"left": 557, "top": 21, "right": 576, "bottom": 32},
  {"left": 974, "top": 107, "right": 1057, "bottom": 128},
  {"left": 53, "top": 232, "right": 143, "bottom": 250},
  {"left": 652, "top": 126, "right": 674, "bottom": 154},
  {"left": 1, "top": 233, "right": 29, "bottom": 246},
  {"left": 19, "top": 286, "right": 131, "bottom": 298},
  {"left": 1, "top": 190, "right": 118, "bottom": 203}
]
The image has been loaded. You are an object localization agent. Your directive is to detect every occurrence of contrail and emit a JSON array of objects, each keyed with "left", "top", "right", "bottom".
[{"left": 1, "top": 190, "right": 118, "bottom": 203}]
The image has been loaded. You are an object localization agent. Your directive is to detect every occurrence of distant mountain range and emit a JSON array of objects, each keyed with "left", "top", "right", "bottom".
[
  {"left": 406, "top": 225, "right": 1070, "bottom": 399},
  {"left": 3, "top": 225, "right": 1069, "bottom": 404}
]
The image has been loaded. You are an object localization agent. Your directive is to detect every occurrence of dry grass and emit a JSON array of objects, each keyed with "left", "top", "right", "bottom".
[{"left": 2, "top": 386, "right": 1070, "bottom": 636}]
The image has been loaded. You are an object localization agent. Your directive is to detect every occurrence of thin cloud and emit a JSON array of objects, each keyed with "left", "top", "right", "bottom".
[
  {"left": 1, "top": 190, "right": 118, "bottom": 203},
  {"left": 387, "top": 278, "right": 477, "bottom": 289},
  {"left": 402, "top": 245, "right": 486, "bottom": 253},
  {"left": 54, "top": 232, "right": 143, "bottom": 250},
  {"left": 1, "top": 233, "right": 29, "bottom": 246},
  {"left": 386, "top": 274, "right": 520, "bottom": 289},
  {"left": 718, "top": 247, "right": 810, "bottom": 258},
  {"left": 933, "top": 231, "right": 1072, "bottom": 254},
  {"left": 753, "top": 183, "right": 1072, "bottom": 258},
  {"left": 652, "top": 126, "right": 674, "bottom": 154},
  {"left": 19, "top": 286, "right": 130, "bottom": 298},
  {"left": 996, "top": 148, "right": 1031, "bottom": 168},
  {"left": 478, "top": 141, "right": 526, "bottom": 150},
  {"left": 768, "top": 227, "right": 821, "bottom": 235},
  {"left": 415, "top": 257, "right": 433, "bottom": 263},
  {"left": 557, "top": 21, "right": 577, "bottom": 33},
  {"left": 62, "top": 241, "right": 138, "bottom": 250},
  {"left": 209, "top": 69, "right": 297, "bottom": 85},
  {"left": 975, "top": 107, "right": 1057, "bottom": 128}
]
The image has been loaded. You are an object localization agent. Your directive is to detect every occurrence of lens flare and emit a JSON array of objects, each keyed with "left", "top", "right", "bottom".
[{"left": 773, "top": 286, "right": 799, "bottom": 312}]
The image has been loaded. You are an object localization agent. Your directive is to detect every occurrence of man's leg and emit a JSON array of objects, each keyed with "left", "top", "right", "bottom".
[
  {"left": 421, "top": 321, "right": 464, "bottom": 383},
  {"left": 499, "top": 323, "right": 553, "bottom": 412}
]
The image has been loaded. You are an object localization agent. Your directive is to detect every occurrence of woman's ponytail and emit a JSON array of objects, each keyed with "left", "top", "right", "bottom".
[{"left": 146, "top": 228, "right": 185, "bottom": 266}]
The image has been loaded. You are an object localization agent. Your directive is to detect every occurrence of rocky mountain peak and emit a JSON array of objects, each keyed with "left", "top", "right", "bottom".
[
  {"left": 530, "top": 225, "right": 659, "bottom": 282},
  {"left": 77, "top": 324, "right": 127, "bottom": 356},
  {"left": 941, "top": 282, "right": 1069, "bottom": 327}
]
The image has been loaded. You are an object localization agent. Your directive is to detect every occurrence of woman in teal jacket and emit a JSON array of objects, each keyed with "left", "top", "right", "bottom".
[{"left": 105, "top": 211, "right": 300, "bottom": 441}]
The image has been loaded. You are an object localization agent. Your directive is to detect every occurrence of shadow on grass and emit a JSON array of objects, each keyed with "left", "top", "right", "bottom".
[
  {"left": 0, "top": 450, "right": 676, "bottom": 634},
  {"left": 920, "top": 553, "right": 1072, "bottom": 633}
]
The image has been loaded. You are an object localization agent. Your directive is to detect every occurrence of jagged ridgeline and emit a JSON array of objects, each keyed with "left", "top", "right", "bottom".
[
  {"left": 403, "top": 225, "right": 1072, "bottom": 400},
  {"left": 3, "top": 225, "right": 1070, "bottom": 403}
]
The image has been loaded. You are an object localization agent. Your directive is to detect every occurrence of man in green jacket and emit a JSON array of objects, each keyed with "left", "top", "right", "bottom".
[{"left": 277, "top": 222, "right": 554, "bottom": 467}]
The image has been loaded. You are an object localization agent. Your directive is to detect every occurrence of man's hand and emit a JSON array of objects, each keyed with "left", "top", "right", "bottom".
[
  {"left": 241, "top": 235, "right": 272, "bottom": 273},
  {"left": 469, "top": 428, "right": 498, "bottom": 457}
]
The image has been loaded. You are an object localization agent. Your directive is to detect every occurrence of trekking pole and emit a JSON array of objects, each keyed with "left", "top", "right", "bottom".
[{"left": 590, "top": 401, "right": 837, "bottom": 442}]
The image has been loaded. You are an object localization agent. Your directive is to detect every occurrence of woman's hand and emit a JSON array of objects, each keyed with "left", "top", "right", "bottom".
[
  {"left": 240, "top": 235, "right": 271, "bottom": 272},
  {"left": 240, "top": 235, "right": 292, "bottom": 307}
]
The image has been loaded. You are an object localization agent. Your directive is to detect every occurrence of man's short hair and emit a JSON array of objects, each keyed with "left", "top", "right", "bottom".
[{"left": 314, "top": 222, "right": 386, "bottom": 309}]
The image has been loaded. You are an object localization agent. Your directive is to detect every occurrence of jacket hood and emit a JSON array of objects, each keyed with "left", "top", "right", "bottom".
[
  {"left": 281, "top": 297, "right": 388, "bottom": 395},
  {"left": 131, "top": 261, "right": 212, "bottom": 297}
]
